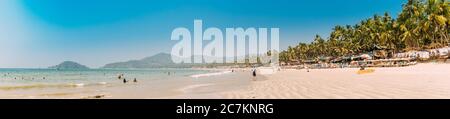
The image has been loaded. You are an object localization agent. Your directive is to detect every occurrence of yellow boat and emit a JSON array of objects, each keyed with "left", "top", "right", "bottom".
[{"left": 357, "top": 69, "right": 375, "bottom": 74}]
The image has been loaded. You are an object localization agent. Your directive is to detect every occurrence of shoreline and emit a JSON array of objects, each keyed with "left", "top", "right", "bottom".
[
  {"left": 0, "top": 69, "right": 252, "bottom": 99},
  {"left": 1, "top": 63, "right": 450, "bottom": 99},
  {"left": 221, "top": 63, "right": 450, "bottom": 99}
]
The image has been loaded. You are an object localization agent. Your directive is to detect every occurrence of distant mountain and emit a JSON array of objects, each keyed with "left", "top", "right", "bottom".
[
  {"left": 102, "top": 53, "right": 270, "bottom": 69},
  {"left": 102, "top": 53, "right": 189, "bottom": 68},
  {"left": 49, "top": 61, "right": 90, "bottom": 70}
]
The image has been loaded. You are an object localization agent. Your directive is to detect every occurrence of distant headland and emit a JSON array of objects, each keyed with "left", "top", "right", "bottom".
[{"left": 49, "top": 61, "right": 90, "bottom": 70}]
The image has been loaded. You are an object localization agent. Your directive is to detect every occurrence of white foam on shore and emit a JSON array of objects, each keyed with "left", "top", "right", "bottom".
[
  {"left": 190, "top": 71, "right": 232, "bottom": 78},
  {"left": 72, "top": 83, "right": 85, "bottom": 87}
]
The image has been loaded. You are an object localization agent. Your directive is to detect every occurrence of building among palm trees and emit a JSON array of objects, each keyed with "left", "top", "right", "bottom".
[{"left": 279, "top": 0, "right": 450, "bottom": 68}]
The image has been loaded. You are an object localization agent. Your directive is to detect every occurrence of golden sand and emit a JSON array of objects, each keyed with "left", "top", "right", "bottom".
[{"left": 222, "top": 63, "right": 450, "bottom": 99}]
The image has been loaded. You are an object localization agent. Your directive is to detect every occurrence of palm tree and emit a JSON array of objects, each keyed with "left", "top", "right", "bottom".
[
  {"left": 295, "top": 43, "right": 308, "bottom": 61},
  {"left": 423, "top": 0, "right": 449, "bottom": 48},
  {"left": 312, "top": 35, "right": 326, "bottom": 57},
  {"left": 287, "top": 46, "right": 296, "bottom": 62},
  {"left": 279, "top": 0, "right": 450, "bottom": 64},
  {"left": 279, "top": 51, "right": 289, "bottom": 65},
  {"left": 397, "top": 0, "right": 424, "bottom": 50}
]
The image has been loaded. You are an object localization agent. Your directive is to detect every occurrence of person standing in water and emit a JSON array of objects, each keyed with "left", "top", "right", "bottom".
[
  {"left": 133, "top": 78, "right": 137, "bottom": 83},
  {"left": 118, "top": 74, "right": 123, "bottom": 80},
  {"left": 123, "top": 78, "right": 127, "bottom": 83}
]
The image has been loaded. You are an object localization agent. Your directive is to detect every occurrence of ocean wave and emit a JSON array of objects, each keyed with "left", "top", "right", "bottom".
[
  {"left": 190, "top": 71, "right": 232, "bottom": 78},
  {"left": 0, "top": 82, "right": 108, "bottom": 90}
]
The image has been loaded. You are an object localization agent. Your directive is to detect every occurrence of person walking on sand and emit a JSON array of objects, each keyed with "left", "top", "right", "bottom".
[
  {"left": 359, "top": 63, "right": 366, "bottom": 70},
  {"left": 251, "top": 68, "right": 257, "bottom": 81},
  {"left": 304, "top": 64, "right": 310, "bottom": 72}
]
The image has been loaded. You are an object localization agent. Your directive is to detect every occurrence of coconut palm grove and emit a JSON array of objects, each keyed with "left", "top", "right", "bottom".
[{"left": 279, "top": 0, "right": 449, "bottom": 64}]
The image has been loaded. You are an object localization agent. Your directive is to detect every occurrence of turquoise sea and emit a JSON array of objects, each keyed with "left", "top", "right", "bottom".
[
  {"left": 0, "top": 68, "right": 253, "bottom": 98},
  {"left": 0, "top": 68, "right": 210, "bottom": 87}
]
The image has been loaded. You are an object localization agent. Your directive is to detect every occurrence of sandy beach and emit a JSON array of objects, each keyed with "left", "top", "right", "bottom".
[
  {"left": 222, "top": 63, "right": 450, "bottom": 99},
  {"left": 1, "top": 63, "right": 450, "bottom": 99}
]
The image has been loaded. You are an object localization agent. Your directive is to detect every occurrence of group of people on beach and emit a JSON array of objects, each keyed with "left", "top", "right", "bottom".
[
  {"left": 117, "top": 71, "right": 179, "bottom": 84},
  {"left": 117, "top": 74, "right": 137, "bottom": 84}
]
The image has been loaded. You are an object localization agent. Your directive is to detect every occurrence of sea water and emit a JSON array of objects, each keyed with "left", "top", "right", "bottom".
[
  {"left": 0, "top": 68, "right": 253, "bottom": 98},
  {"left": 0, "top": 68, "right": 210, "bottom": 88}
]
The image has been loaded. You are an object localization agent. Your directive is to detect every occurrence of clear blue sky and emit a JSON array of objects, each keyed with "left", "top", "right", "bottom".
[{"left": 0, "top": 0, "right": 406, "bottom": 68}]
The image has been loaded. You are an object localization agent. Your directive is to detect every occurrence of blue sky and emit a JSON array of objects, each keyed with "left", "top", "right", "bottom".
[{"left": 0, "top": 0, "right": 406, "bottom": 68}]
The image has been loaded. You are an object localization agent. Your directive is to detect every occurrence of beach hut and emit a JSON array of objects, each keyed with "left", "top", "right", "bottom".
[
  {"left": 373, "top": 46, "right": 394, "bottom": 58},
  {"left": 417, "top": 51, "right": 430, "bottom": 60},
  {"left": 427, "top": 47, "right": 449, "bottom": 59},
  {"left": 318, "top": 56, "right": 332, "bottom": 63},
  {"left": 351, "top": 54, "right": 372, "bottom": 61},
  {"left": 360, "top": 54, "right": 372, "bottom": 60},
  {"left": 405, "top": 51, "right": 419, "bottom": 59},
  {"left": 394, "top": 52, "right": 405, "bottom": 58},
  {"left": 302, "top": 60, "right": 318, "bottom": 64},
  {"left": 342, "top": 56, "right": 352, "bottom": 63},
  {"left": 428, "top": 49, "right": 436, "bottom": 57},
  {"left": 438, "top": 48, "right": 449, "bottom": 58}
]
